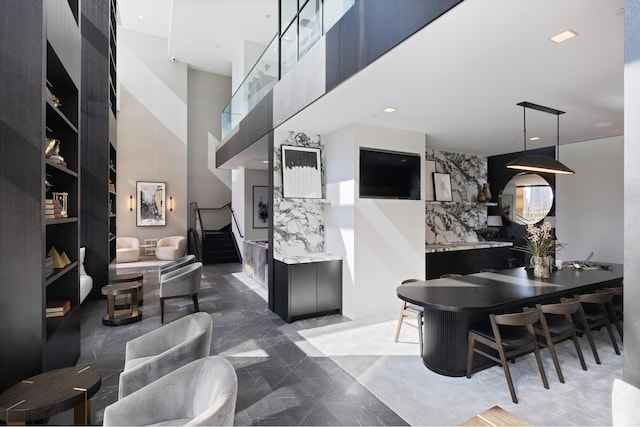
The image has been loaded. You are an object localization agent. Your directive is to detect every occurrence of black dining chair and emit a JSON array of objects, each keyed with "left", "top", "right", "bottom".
[
  {"left": 466, "top": 309, "right": 549, "bottom": 403},
  {"left": 529, "top": 300, "right": 588, "bottom": 383}
]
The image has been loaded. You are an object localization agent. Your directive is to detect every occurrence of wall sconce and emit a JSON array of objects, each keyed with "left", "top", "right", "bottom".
[
  {"left": 169, "top": 196, "right": 174, "bottom": 212},
  {"left": 129, "top": 195, "right": 134, "bottom": 211}
]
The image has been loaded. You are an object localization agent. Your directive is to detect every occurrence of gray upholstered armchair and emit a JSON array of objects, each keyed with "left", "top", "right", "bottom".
[
  {"left": 160, "top": 261, "right": 203, "bottom": 323},
  {"left": 105, "top": 356, "right": 237, "bottom": 426},
  {"left": 160, "top": 253, "right": 196, "bottom": 275},
  {"left": 117, "top": 312, "right": 212, "bottom": 399}
]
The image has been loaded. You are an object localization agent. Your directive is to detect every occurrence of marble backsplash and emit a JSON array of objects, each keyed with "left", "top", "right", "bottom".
[
  {"left": 426, "top": 148, "right": 489, "bottom": 244},
  {"left": 273, "top": 131, "right": 326, "bottom": 254}
]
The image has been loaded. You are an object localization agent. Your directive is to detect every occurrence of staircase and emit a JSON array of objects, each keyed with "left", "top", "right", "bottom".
[{"left": 202, "top": 229, "right": 241, "bottom": 264}]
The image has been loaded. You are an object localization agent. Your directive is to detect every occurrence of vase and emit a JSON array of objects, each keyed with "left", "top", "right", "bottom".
[
  {"left": 530, "top": 255, "right": 551, "bottom": 279},
  {"left": 482, "top": 183, "right": 492, "bottom": 202}
]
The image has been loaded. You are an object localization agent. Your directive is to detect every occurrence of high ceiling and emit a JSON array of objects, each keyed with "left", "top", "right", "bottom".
[{"left": 118, "top": 0, "right": 624, "bottom": 159}]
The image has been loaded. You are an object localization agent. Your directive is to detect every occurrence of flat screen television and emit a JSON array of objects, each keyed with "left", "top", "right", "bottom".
[{"left": 359, "top": 148, "right": 421, "bottom": 200}]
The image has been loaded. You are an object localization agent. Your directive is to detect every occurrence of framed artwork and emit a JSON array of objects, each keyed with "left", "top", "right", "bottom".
[
  {"left": 281, "top": 145, "right": 322, "bottom": 198},
  {"left": 136, "top": 181, "right": 166, "bottom": 226},
  {"left": 253, "top": 186, "right": 269, "bottom": 228},
  {"left": 433, "top": 173, "right": 452, "bottom": 202}
]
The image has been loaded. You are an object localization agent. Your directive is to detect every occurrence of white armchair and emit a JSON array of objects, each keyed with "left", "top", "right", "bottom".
[
  {"left": 160, "top": 261, "right": 203, "bottom": 323},
  {"left": 79, "top": 247, "right": 93, "bottom": 303},
  {"left": 105, "top": 356, "right": 237, "bottom": 426},
  {"left": 155, "top": 235, "right": 187, "bottom": 260},
  {"left": 117, "top": 312, "right": 213, "bottom": 399},
  {"left": 116, "top": 237, "right": 140, "bottom": 263},
  {"left": 612, "top": 379, "right": 640, "bottom": 426}
]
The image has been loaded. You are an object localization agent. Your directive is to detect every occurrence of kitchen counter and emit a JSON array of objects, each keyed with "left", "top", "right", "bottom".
[
  {"left": 273, "top": 252, "right": 342, "bottom": 265},
  {"left": 426, "top": 241, "right": 513, "bottom": 253}
]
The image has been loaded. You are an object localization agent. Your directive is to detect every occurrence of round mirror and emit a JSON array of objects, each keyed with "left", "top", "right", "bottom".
[{"left": 498, "top": 173, "right": 553, "bottom": 225}]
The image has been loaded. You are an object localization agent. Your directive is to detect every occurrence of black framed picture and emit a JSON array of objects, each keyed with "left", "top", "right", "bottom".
[
  {"left": 136, "top": 181, "right": 166, "bottom": 226},
  {"left": 281, "top": 145, "right": 322, "bottom": 198},
  {"left": 253, "top": 186, "right": 268, "bottom": 228}
]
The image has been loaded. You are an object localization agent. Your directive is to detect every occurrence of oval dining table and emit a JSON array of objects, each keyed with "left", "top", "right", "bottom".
[{"left": 396, "top": 263, "right": 623, "bottom": 376}]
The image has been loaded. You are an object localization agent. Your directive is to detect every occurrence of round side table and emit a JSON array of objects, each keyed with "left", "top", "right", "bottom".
[
  {"left": 109, "top": 272, "right": 144, "bottom": 306},
  {"left": 101, "top": 280, "right": 143, "bottom": 326}
]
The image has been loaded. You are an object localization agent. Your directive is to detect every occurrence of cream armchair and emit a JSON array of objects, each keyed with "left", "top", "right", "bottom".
[
  {"left": 105, "top": 356, "right": 237, "bottom": 426},
  {"left": 117, "top": 312, "right": 213, "bottom": 399},
  {"left": 116, "top": 237, "right": 140, "bottom": 263},
  {"left": 155, "top": 235, "right": 187, "bottom": 260}
]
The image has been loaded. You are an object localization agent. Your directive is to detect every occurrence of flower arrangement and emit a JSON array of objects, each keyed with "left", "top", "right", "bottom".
[
  {"left": 516, "top": 221, "right": 565, "bottom": 257},
  {"left": 514, "top": 221, "right": 565, "bottom": 278}
]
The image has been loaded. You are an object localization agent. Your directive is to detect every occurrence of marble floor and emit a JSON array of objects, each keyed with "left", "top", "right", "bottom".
[{"left": 50, "top": 262, "right": 622, "bottom": 426}]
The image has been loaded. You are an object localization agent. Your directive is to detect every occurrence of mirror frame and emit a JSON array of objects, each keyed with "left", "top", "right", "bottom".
[{"left": 498, "top": 173, "right": 553, "bottom": 225}]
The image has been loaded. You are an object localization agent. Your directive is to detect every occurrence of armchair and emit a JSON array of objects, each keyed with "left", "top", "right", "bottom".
[
  {"left": 105, "top": 356, "right": 237, "bottom": 426},
  {"left": 156, "top": 235, "right": 187, "bottom": 260},
  {"left": 160, "top": 254, "right": 196, "bottom": 275},
  {"left": 116, "top": 237, "right": 140, "bottom": 263},
  {"left": 79, "top": 247, "right": 93, "bottom": 303},
  {"left": 117, "top": 312, "right": 213, "bottom": 399},
  {"left": 160, "top": 261, "right": 203, "bottom": 323}
]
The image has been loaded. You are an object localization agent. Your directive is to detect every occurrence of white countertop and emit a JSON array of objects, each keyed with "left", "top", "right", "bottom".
[
  {"left": 273, "top": 252, "right": 342, "bottom": 264},
  {"left": 425, "top": 241, "right": 513, "bottom": 253}
]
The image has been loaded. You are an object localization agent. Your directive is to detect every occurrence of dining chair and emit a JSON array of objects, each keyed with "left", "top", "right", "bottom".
[
  {"left": 529, "top": 300, "right": 588, "bottom": 383},
  {"left": 564, "top": 290, "right": 620, "bottom": 362},
  {"left": 466, "top": 308, "right": 549, "bottom": 403},
  {"left": 601, "top": 286, "right": 623, "bottom": 341},
  {"left": 394, "top": 278, "right": 423, "bottom": 356},
  {"left": 440, "top": 273, "right": 462, "bottom": 279}
]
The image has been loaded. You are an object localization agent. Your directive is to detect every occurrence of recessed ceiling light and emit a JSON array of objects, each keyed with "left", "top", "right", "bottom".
[
  {"left": 137, "top": 15, "right": 144, "bottom": 20},
  {"left": 550, "top": 29, "right": 578, "bottom": 44},
  {"left": 529, "top": 136, "right": 541, "bottom": 141},
  {"left": 383, "top": 107, "right": 396, "bottom": 113}
]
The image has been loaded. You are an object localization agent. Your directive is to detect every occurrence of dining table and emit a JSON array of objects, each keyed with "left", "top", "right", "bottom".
[{"left": 396, "top": 262, "right": 623, "bottom": 376}]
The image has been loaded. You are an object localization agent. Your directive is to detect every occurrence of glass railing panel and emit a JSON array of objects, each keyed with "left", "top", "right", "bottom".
[
  {"left": 299, "top": 0, "right": 322, "bottom": 59},
  {"left": 324, "top": 0, "right": 355, "bottom": 33},
  {"left": 280, "top": 17, "right": 298, "bottom": 78},
  {"left": 281, "top": 0, "right": 298, "bottom": 33}
]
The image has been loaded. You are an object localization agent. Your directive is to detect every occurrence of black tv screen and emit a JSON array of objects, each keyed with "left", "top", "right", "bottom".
[{"left": 359, "top": 148, "right": 421, "bottom": 200}]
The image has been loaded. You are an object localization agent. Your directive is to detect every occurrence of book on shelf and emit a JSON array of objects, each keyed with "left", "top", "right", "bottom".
[{"left": 45, "top": 300, "right": 70, "bottom": 317}]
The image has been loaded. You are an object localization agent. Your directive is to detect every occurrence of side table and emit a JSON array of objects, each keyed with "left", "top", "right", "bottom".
[
  {"left": 101, "top": 280, "right": 143, "bottom": 326},
  {"left": 0, "top": 365, "right": 101, "bottom": 425},
  {"left": 109, "top": 272, "right": 144, "bottom": 307}
]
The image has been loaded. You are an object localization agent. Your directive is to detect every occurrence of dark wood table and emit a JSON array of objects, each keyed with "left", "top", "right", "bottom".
[
  {"left": 397, "top": 263, "right": 623, "bottom": 376},
  {"left": 0, "top": 365, "right": 101, "bottom": 425},
  {"left": 109, "top": 272, "right": 144, "bottom": 306},
  {"left": 102, "top": 279, "right": 143, "bottom": 326}
]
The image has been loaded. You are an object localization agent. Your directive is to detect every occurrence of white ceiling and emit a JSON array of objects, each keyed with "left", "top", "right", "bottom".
[{"left": 118, "top": 0, "right": 624, "bottom": 160}]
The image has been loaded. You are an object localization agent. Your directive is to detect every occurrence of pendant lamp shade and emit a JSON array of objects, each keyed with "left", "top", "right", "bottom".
[{"left": 506, "top": 102, "right": 575, "bottom": 175}]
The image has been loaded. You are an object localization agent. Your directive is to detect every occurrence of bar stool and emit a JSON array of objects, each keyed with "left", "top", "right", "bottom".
[
  {"left": 466, "top": 309, "right": 549, "bottom": 403},
  {"left": 530, "top": 301, "right": 588, "bottom": 383},
  {"left": 394, "top": 279, "right": 423, "bottom": 356}
]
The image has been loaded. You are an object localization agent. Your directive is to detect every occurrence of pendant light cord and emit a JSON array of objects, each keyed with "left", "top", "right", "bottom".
[{"left": 522, "top": 105, "right": 528, "bottom": 155}]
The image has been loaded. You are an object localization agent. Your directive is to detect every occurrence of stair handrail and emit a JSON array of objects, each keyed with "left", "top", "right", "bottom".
[{"left": 197, "top": 202, "right": 244, "bottom": 238}]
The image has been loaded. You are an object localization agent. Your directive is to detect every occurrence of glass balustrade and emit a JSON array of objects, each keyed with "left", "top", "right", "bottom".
[{"left": 221, "top": 0, "right": 354, "bottom": 140}]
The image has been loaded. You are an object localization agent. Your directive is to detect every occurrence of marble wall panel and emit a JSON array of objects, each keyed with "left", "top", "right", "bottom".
[
  {"left": 426, "top": 149, "right": 489, "bottom": 244},
  {"left": 273, "top": 131, "right": 326, "bottom": 254}
]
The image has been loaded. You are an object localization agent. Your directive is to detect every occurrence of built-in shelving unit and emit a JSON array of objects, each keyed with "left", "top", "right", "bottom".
[
  {"left": 81, "top": 0, "right": 118, "bottom": 299},
  {"left": 0, "top": 0, "right": 82, "bottom": 393}
]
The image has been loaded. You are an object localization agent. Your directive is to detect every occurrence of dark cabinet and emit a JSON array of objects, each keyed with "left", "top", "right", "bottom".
[
  {"left": 274, "top": 259, "right": 342, "bottom": 322},
  {"left": 425, "top": 246, "right": 516, "bottom": 279}
]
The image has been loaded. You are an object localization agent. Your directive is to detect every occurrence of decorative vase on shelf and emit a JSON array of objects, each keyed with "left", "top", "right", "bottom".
[
  {"left": 482, "top": 183, "right": 492, "bottom": 202},
  {"left": 530, "top": 255, "right": 551, "bottom": 279},
  {"left": 476, "top": 189, "right": 486, "bottom": 202}
]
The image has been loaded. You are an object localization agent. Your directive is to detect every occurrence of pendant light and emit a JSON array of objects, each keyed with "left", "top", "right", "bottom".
[{"left": 506, "top": 101, "right": 575, "bottom": 175}]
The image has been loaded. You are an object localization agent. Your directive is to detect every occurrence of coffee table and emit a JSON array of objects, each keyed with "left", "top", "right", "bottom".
[
  {"left": 0, "top": 365, "right": 101, "bottom": 425},
  {"left": 102, "top": 280, "right": 143, "bottom": 326}
]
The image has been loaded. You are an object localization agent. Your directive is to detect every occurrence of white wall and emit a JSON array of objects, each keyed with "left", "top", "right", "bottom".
[
  {"left": 187, "top": 69, "right": 232, "bottom": 211},
  {"left": 556, "top": 136, "right": 623, "bottom": 263},
  {"left": 117, "top": 29, "right": 188, "bottom": 241},
  {"left": 325, "top": 123, "right": 425, "bottom": 320}
]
